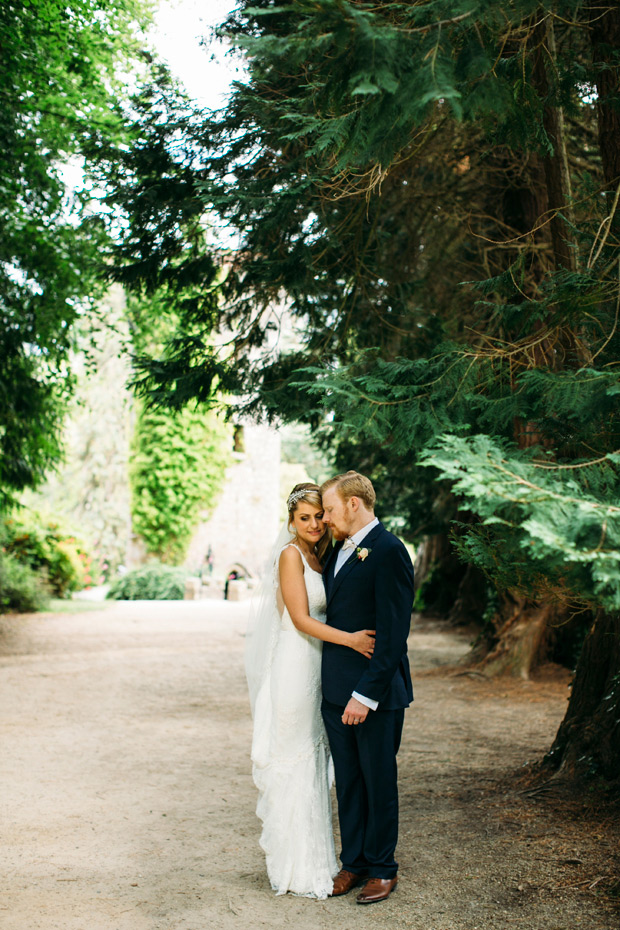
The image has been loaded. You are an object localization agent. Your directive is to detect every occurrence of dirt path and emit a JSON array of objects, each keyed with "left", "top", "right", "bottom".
[{"left": 1, "top": 601, "right": 617, "bottom": 930}]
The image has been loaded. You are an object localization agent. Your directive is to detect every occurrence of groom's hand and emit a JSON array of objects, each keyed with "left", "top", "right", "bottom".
[{"left": 342, "top": 697, "right": 369, "bottom": 726}]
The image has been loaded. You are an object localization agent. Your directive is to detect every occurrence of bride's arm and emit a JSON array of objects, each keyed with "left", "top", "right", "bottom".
[{"left": 279, "top": 547, "right": 374, "bottom": 658}]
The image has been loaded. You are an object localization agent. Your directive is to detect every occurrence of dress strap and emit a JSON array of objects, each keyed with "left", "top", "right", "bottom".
[
  {"left": 282, "top": 542, "right": 309, "bottom": 569},
  {"left": 282, "top": 542, "right": 323, "bottom": 577}
]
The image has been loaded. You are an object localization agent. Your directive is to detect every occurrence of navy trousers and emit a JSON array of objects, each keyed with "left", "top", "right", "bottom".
[{"left": 321, "top": 699, "right": 404, "bottom": 879}]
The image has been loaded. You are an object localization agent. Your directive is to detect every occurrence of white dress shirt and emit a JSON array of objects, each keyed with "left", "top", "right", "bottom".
[
  {"left": 333, "top": 517, "right": 380, "bottom": 711},
  {"left": 334, "top": 517, "right": 379, "bottom": 575}
]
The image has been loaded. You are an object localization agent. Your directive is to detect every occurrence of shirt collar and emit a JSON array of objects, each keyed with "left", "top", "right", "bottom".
[{"left": 349, "top": 516, "right": 379, "bottom": 548}]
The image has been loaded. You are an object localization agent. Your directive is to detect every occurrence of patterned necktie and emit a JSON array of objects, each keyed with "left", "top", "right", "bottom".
[{"left": 341, "top": 537, "right": 356, "bottom": 552}]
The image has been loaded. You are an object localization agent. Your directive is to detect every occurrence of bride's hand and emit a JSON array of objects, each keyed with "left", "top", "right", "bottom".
[{"left": 349, "top": 630, "right": 375, "bottom": 658}]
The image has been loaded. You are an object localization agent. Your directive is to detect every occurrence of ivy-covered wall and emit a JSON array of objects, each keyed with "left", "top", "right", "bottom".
[{"left": 130, "top": 404, "right": 232, "bottom": 564}]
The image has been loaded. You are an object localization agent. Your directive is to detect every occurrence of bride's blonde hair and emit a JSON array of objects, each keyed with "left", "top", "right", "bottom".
[{"left": 287, "top": 482, "right": 331, "bottom": 563}]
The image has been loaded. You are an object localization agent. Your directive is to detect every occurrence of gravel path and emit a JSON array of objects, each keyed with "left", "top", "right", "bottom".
[{"left": 1, "top": 600, "right": 616, "bottom": 930}]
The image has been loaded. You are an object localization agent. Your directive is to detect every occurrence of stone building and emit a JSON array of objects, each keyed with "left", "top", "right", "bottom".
[{"left": 183, "top": 421, "right": 281, "bottom": 584}]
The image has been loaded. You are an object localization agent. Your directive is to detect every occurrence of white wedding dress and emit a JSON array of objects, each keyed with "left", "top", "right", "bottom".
[{"left": 248, "top": 543, "right": 338, "bottom": 898}]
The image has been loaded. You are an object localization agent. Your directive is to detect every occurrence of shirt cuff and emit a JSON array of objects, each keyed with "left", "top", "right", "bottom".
[{"left": 352, "top": 691, "right": 378, "bottom": 711}]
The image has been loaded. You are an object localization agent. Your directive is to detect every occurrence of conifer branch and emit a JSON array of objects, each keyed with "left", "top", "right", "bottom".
[
  {"left": 400, "top": 9, "right": 476, "bottom": 35},
  {"left": 587, "top": 178, "right": 620, "bottom": 270},
  {"left": 529, "top": 451, "right": 620, "bottom": 471},
  {"left": 485, "top": 459, "right": 620, "bottom": 514},
  {"left": 590, "top": 268, "right": 620, "bottom": 362}
]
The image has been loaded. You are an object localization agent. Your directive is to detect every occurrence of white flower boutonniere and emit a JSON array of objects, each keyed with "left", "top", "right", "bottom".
[{"left": 356, "top": 547, "right": 371, "bottom": 562}]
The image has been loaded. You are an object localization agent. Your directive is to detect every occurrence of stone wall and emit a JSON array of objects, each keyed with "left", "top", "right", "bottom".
[{"left": 184, "top": 421, "right": 281, "bottom": 582}]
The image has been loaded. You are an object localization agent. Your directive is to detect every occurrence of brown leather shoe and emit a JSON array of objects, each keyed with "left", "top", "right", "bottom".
[
  {"left": 356, "top": 876, "right": 398, "bottom": 904},
  {"left": 330, "top": 869, "right": 366, "bottom": 897}
]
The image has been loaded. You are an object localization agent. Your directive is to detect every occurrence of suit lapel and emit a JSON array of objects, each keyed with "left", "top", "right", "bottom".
[
  {"left": 323, "top": 540, "right": 341, "bottom": 600},
  {"left": 326, "top": 522, "right": 386, "bottom": 606},
  {"left": 327, "top": 548, "right": 358, "bottom": 604}
]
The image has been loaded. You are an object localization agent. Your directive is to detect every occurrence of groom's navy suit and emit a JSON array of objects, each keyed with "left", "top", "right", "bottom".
[{"left": 321, "top": 521, "right": 414, "bottom": 880}]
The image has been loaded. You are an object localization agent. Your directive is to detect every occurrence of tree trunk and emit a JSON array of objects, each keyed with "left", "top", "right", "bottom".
[
  {"left": 414, "top": 533, "right": 487, "bottom": 625},
  {"left": 485, "top": 143, "right": 560, "bottom": 674},
  {"left": 539, "top": 5, "right": 620, "bottom": 786},
  {"left": 530, "top": 13, "right": 576, "bottom": 272},
  {"left": 413, "top": 533, "right": 450, "bottom": 594},
  {"left": 545, "top": 612, "right": 620, "bottom": 783},
  {"left": 473, "top": 595, "right": 553, "bottom": 679},
  {"left": 413, "top": 533, "right": 462, "bottom": 615},
  {"left": 446, "top": 563, "right": 487, "bottom": 627},
  {"left": 590, "top": 0, "right": 620, "bottom": 189},
  {"left": 476, "top": 14, "right": 599, "bottom": 681}
]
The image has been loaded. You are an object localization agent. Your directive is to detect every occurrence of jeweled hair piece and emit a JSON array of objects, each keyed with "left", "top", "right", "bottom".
[{"left": 287, "top": 488, "right": 310, "bottom": 509}]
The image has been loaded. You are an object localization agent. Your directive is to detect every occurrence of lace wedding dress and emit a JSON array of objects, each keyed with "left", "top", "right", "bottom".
[{"left": 248, "top": 542, "right": 338, "bottom": 898}]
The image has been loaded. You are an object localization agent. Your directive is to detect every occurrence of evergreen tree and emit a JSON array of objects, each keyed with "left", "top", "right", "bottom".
[{"left": 100, "top": 1, "right": 620, "bottom": 783}]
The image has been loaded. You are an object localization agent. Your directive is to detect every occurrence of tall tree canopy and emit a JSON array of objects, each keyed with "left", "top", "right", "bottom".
[
  {"left": 99, "top": 0, "right": 620, "bottom": 784},
  {"left": 0, "top": 0, "right": 154, "bottom": 504}
]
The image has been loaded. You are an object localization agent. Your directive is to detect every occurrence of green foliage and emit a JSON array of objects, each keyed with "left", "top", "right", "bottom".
[
  {"left": 0, "top": 0, "right": 155, "bottom": 504},
  {"left": 0, "top": 551, "right": 49, "bottom": 613},
  {"left": 100, "top": 2, "right": 607, "bottom": 412},
  {"left": 420, "top": 435, "right": 620, "bottom": 611},
  {"left": 229, "top": 0, "right": 574, "bottom": 167},
  {"left": 106, "top": 563, "right": 189, "bottom": 600},
  {"left": 130, "top": 405, "right": 231, "bottom": 564},
  {"left": 0, "top": 513, "right": 94, "bottom": 598},
  {"left": 99, "top": 0, "right": 620, "bottom": 597},
  {"left": 88, "top": 74, "right": 225, "bottom": 410}
]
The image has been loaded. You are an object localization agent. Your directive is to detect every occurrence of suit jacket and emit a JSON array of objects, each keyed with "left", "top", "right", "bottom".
[{"left": 321, "top": 522, "right": 414, "bottom": 710}]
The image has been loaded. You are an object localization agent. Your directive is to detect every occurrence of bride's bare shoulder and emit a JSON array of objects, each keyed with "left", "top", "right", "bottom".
[{"left": 279, "top": 544, "right": 303, "bottom": 574}]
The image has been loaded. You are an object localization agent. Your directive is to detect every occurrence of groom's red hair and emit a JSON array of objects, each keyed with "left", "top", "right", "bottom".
[{"left": 320, "top": 471, "right": 376, "bottom": 510}]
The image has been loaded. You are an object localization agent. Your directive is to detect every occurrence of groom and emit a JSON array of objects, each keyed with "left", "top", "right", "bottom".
[{"left": 320, "top": 471, "right": 414, "bottom": 904}]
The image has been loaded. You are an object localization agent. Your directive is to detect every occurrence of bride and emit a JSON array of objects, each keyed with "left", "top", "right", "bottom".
[{"left": 245, "top": 482, "right": 375, "bottom": 898}]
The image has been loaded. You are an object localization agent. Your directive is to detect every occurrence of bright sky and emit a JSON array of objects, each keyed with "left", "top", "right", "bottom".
[
  {"left": 153, "top": 0, "right": 242, "bottom": 108},
  {"left": 58, "top": 3, "right": 240, "bottom": 212}
]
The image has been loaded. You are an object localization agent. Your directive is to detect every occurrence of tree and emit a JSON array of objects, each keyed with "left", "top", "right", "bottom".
[
  {"left": 99, "top": 1, "right": 620, "bottom": 783},
  {"left": 0, "top": 0, "right": 154, "bottom": 505}
]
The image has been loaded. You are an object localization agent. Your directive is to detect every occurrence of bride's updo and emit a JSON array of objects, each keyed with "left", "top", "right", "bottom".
[{"left": 287, "top": 482, "right": 331, "bottom": 562}]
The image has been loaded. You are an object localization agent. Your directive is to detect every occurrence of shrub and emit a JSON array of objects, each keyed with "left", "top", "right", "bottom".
[
  {"left": 106, "top": 563, "right": 189, "bottom": 600},
  {"left": 1, "top": 514, "right": 96, "bottom": 597},
  {"left": 0, "top": 551, "right": 50, "bottom": 612}
]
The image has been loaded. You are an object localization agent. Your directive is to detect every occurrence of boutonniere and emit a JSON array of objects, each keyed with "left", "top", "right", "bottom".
[{"left": 356, "top": 547, "right": 371, "bottom": 562}]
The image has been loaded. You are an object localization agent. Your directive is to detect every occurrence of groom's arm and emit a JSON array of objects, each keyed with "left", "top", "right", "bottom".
[{"left": 351, "top": 541, "right": 414, "bottom": 706}]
